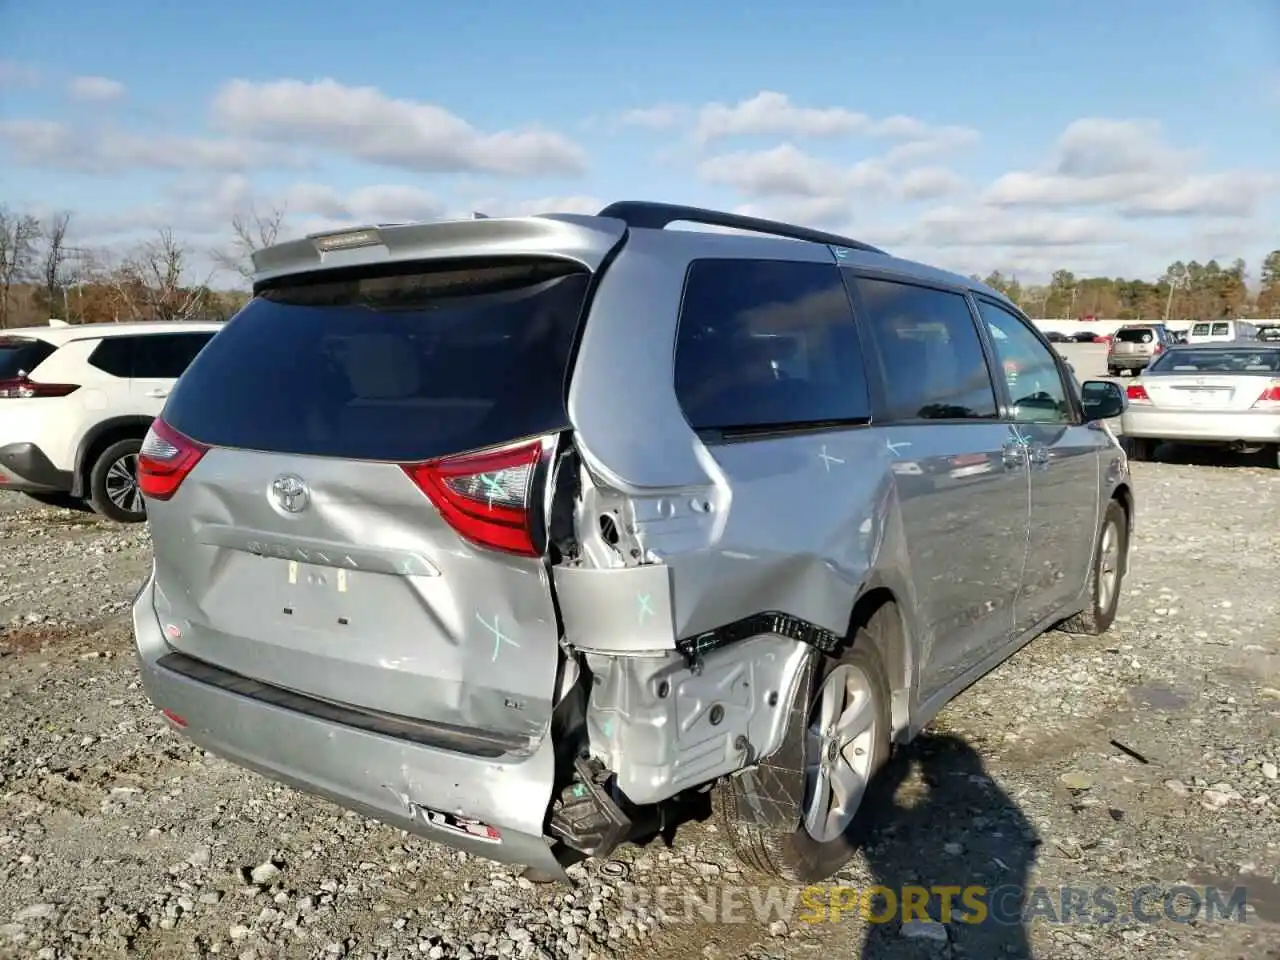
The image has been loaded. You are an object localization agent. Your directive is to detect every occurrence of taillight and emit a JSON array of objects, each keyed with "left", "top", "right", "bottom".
[
  {"left": 0, "top": 376, "right": 80, "bottom": 398},
  {"left": 1126, "top": 384, "right": 1151, "bottom": 402},
  {"left": 1253, "top": 383, "right": 1280, "bottom": 408},
  {"left": 137, "top": 419, "right": 208, "bottom": 501},
  {"left": 402, "top": 439, "right": 546, "bottom": 557}
]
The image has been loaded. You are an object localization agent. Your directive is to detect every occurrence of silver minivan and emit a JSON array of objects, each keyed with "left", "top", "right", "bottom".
[{"left": 132, "top": 202, "right": 1134, "bottom": 882}]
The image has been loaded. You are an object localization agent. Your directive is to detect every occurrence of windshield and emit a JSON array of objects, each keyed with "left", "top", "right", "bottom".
[
  {"left": 1146, "top": 348, "right": 1280, "bottom": 374},
  {"left": 0, "top": 336, "right": 56, "bottom": 379},
  {"left": 163, "top": 258, "right": 592, "bottom": 462}
]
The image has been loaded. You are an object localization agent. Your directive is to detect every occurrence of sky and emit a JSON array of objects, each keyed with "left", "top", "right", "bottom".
[{"left": 2, "top": 0, "right": 1278, "bottom": 287}]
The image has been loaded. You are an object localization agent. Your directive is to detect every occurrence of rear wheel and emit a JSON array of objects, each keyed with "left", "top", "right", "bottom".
[
  {"left": 1123, "top": 437, "right": 1156, "bottom": 462},
  {"left": 714, "top": 628, "right": 892, "bottom": 882},
  {"left": 86, "top": 438, "right": 147, "bottom": 523},
  {"left": 1058, "top": 498, "right": 1128, "bottom": 636}
]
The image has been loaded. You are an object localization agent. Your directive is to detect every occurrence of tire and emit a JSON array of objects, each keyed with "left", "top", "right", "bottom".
[
  {"left": 1123, "top": 437, "right": 1156, "bottom": 462},
  {"left": 713, "top": 617, "right": 893, "bottom": 882},
  {"left": 23, "top": 492, "right": 90, "bottom": 512},
  {"left": 86, "top": 438, "right": 147, "bottom": 523},
  {"left": 1057, "top": 498, "right": 1128, "bottom": 636}
]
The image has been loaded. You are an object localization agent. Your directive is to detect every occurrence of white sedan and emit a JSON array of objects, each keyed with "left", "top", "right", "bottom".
[{"left": 1119, "top": 342, "right": 1280, "bottom": 465}]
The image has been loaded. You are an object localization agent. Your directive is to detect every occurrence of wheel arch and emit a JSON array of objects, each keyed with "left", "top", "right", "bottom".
[
  {"left": 845, "top": 581, "right": 914, "bottom": 741},
  {"left": 72, "top": 416, "right": 155, "bottom": 497}
]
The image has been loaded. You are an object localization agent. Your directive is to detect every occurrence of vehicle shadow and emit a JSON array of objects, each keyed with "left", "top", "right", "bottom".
[
  {"left": 1142, "top": 441, "right": 1276, "bottom": 469},
  {"left": 855, "top": 731, "right": 1040, "bottom": 959}
]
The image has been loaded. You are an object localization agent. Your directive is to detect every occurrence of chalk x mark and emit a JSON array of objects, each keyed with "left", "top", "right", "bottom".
[
  {"left": 886, "top": 439, "right": 912, "bottom": 457},
  {"left": 475, "top": 612, "right": 520, "bottom": 662},
  {"left": 819, "top": 445, "right": 845, "bottom": 472},
  {"left": 479, "top": 473, "right": 505, "bottom": 510},
  {"left": 637, "top": 592, "right": 655, "bottom": 624}
]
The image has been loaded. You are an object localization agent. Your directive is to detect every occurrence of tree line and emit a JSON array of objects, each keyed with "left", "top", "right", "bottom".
[
  {"left": 0, "top": 204, "right": 283, "bottom": 329},
  {"left": 979, "top": 255, "right": 1280, "bottom": 321},
  {"left": 1, "top": 200, "right": 1278, "bottom": 329}
]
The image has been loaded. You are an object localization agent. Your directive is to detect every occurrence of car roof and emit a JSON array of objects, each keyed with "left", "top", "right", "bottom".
[
  {"left": 1166, "top": 340, "right": 1280, "bottom": 349},
  {"left": 249, "top": 201, "right": 1017, "bottom": 311},
  {"left": 1, "top": 320, "right": 225, "bottom": 346}
]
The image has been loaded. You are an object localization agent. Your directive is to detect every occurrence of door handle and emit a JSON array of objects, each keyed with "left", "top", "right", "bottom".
[
  {"left": 145, "top": 389, "right": 170, "bottom": 399},
  {"left": 1001, "top": 442, "right": 1027, "bottom": 468},
  {"left": 1028, "top": 443, "right": 1052, "bottom": 465}
]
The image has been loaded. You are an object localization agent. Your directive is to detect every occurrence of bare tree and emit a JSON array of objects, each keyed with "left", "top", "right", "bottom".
[
  {"left": 39, "top": 211, "right": 74, "bottom": 320},
  {"left": 111, "top": 229, "right": 214, "bottom": 322},
  {"left": 210, "top": 204, "right": 286, "bottom": 282},
  {"left": 0, "top": 206, "right": 42, "bottom": 328}
]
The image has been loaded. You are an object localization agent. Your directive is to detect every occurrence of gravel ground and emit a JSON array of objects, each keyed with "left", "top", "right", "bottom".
[{"left": 1, "top": 448, "right": 1278, "bottom": 960}]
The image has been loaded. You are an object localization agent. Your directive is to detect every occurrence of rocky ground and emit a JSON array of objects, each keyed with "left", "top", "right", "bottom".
[{"left": 1, "top": 447, "right": 1278, "bottom": 960}]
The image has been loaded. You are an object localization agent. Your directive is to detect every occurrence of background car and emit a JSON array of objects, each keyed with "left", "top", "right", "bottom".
[
  {"left": 1119, "top": 342, "right": 1280, "bottom": 465},
  {"left": 0, "top": 321, "right": 221, "bottom": 521}
]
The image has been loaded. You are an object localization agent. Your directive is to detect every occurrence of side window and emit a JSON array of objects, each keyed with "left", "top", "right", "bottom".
[
  {"left": 674, "top": 259, "right": 871, "bottom": 432},
  {"left": 975, "top": 300, "right": 1073, "bottom": 423},
  {"left": 87, "top": 337, "right": 136, "bottom": 377},
  {"left": 851, "top": 277, "right": 998, "bottom": 421},
  {"left": 133, "top": 333, "right": 215, "bottom": 379}
]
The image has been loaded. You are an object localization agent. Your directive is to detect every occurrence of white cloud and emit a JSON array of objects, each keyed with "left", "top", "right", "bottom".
[
  {"left": 0, "top": 59, "right": 40, "bottom": 89},
  {"left": 68, "top": 75, "right": 126, "bottom": 102},
  {"left": 984, "top": 118, "right": 1277, "bottom": 218},
  {"left": 698, "top": 143, "right": 893, "bottom": 198},
  {"left": 691, "top": 91, "right": 980, "bottom": 151},
  {"left": 616, "top": 105, "right": 686, "bottom": 130},
  {"left": 899, "top": 167, "right": 968, "bottom": 201},
  {"left": 211, "top": 78, "right": 587, "bottom": 177},
  {"left": 0, "top": 119, "right": 289, "bottom": 174},
  {"left": 280, "top": 182, "right": 445, "bottom": 224},
  {"left": 464, "top": 196, "right": 603, "bottom": 218}
]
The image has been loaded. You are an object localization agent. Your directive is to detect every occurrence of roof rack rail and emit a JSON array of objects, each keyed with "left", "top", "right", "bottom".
[{"left": 595, "top": 201, "right": 886, "bottom": 255}]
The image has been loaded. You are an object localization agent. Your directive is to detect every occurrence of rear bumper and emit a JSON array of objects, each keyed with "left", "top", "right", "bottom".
[
  {"left": 0, "top": 442, "right": 74, "bottom": 493},
  {"left": 1120, "top": 408, "right": 1280, "bottom": 443},
  {"left": 1107, "top": 355, "right": 1150, "bottom": 371},
  {"left": 132, "top": 574, "right": 567, "bottom": 878}
]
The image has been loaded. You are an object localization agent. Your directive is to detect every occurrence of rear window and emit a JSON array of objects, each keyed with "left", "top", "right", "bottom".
[
  {"left": 1191, "top": 323, "right": 1210, "bottom": 336},
  {"left": 1212, "top": 322, "right": 1230, "bottom": 336},
  {"left": 0, "top": 336, "right": 56, "bottom": 379},
  {"left": 162, "top": 259, "right": 591, "bottom": 462},
  {"left": 1115, "top": 327, "right": 1156, "bottom": 343},
  {"left": 1147, "top": 348, "right": 1280, "bottom": 374}
]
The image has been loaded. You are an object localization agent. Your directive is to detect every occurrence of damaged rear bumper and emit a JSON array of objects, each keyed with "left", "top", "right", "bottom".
[{"left": 132, "top": 574, "right": 567, "bottom": 879}]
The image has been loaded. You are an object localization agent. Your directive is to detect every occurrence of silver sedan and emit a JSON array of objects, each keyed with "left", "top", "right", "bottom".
[{"left": 1119, "top": 342, "right": 1280, "bottom": 464}]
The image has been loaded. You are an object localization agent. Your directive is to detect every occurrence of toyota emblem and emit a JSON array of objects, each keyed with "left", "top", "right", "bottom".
[{"left": 270, "top": 474, "right": 310, "bottom": 513}]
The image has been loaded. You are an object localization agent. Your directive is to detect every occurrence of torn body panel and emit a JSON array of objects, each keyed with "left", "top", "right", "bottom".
[
  {"left": 552, "top": 427, "right": 908, "bottom": 804},
  {"left": 582, "top": 635, "right": 814, "bottom": 805}
]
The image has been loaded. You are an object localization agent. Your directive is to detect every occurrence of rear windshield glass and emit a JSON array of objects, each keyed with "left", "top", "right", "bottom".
[
  {"left": 1147, "top": 348, "right": 1280, "bottom": 374},
  {"left": 0, "top": 337, "right": 56, "bottom": 379},
  {"left": 163, "top": 259, "right": 591, "bottom": 462},
  {"left": 1115, "top": 328, "right": 1156, "bottom": 343}
]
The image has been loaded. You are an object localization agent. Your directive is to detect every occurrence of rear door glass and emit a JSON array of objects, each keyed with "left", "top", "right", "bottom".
[
  {"left": 162, "top": 259, "right": 591, "bottom": 462},
  {"left": 133, "top": 333, "right": 216, "bottom": 378},
  {"left": 673, "top": 259, "right": 871, "bottom": 432},
  {"left": 0, "top": 337, "right": 56, "bottom": 379},
  {"left": 1212, "top": 322, "right": 1231, "bottom": 336}
]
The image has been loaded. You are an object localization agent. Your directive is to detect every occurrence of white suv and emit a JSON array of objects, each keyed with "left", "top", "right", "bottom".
[{"left": 0, "top": 321, "right": 222, "bottom": 522}]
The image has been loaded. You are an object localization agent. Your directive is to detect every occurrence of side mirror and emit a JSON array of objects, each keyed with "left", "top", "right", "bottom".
[{"left": 1081, "top": 379, "right": 1125, "bottom": 422}]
